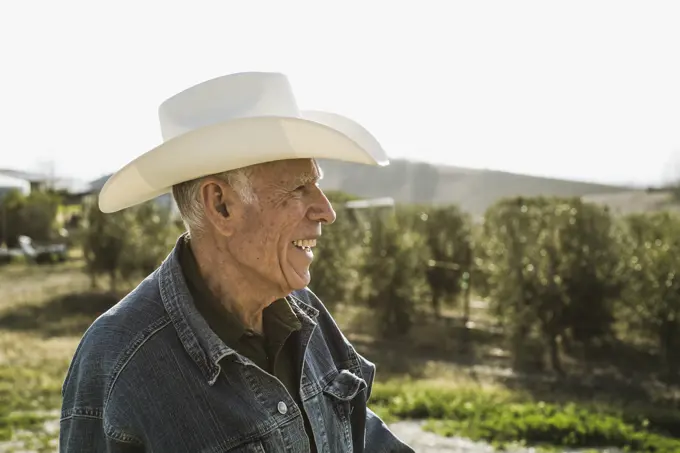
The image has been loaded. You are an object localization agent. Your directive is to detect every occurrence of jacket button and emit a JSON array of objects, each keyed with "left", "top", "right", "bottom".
[{"left": 277, "top": 401, "right": 288, "bottom": 415}]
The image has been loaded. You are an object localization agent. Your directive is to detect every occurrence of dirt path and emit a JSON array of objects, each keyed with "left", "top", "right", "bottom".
[
  {"left": 389, "top": 421, "right": 496, "bottom": 453},
  {"left": 388, "top": 421, "right": 624, "bottom": 453}
]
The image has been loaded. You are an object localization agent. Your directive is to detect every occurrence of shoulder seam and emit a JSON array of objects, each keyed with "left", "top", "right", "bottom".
[{"left": 104, "top": 316, "right": 172, "bottom": 408}]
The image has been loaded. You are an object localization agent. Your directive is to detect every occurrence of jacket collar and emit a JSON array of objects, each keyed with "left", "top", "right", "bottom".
[{"left": 158, "top": 235, "right": 318, "bottom": 385}]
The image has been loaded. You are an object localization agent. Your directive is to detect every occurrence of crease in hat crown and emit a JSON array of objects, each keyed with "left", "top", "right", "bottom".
[
  {"left": 98, "top": 71, "right": 389, "bottom": 214},
  {"left": 159, "top": 72, "right": 301, "bottom": 142}
]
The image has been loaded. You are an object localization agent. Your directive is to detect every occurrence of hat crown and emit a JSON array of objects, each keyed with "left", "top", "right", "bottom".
[
  {"left": 158, "top": 72, "right": 301, "bottom": 142},
  {"left": 98, "top": 71, "right": 388, "bottom": 214}
]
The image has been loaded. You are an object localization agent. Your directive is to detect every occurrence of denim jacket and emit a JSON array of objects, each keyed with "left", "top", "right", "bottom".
[{"left": 59, "top": 242, "right": 414, "bottom": 452}]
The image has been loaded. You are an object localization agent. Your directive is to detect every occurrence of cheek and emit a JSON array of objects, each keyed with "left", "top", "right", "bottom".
[
  {"left": 235, "top": 221, "right": 283, "bottom": 261},
  {"left": 236, "top": 204, "right": 303, "bottom": 260}
]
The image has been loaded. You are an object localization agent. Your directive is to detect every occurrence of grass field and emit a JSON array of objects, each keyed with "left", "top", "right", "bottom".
[{"left": 2, "top": 260, "right": 680, "bottom": 452}]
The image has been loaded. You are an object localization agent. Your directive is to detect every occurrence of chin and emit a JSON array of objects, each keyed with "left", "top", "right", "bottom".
[{"left": 285, "top": 267, "right": 311, "bottom": 292}]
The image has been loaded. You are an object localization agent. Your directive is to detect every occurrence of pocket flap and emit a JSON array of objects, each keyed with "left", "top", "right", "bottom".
[{"left": 323, "top": 369, "right": 367, "bottom": 401}]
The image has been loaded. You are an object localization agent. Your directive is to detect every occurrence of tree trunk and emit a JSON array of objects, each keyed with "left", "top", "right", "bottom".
[
  {"left": 548, "top": 333, "right": 564, "bottom": 376},
  {"left": 660, "top": 319, "right": 678, "bottom": 377},
  {"left": 431, "top": 292, "right": 441, "bottom": 319},
  {"left": 510, "top": 319, "right": 531, "bottom": 370},
  {"left": 109, "top": 270, "right": 118, "bottom": 294},
  {"left": 463, "top": 275, "right": 471, "bottom": 326}
]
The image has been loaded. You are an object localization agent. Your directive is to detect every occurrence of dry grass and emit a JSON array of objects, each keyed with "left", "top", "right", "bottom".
[
  {"left": 0, "top": 260, "right": 115, "bottom": 452},
  {"left": 0, "top": 330, "right": 78, "bottom": 451},
  {"left": 0, "top": 261, "right": 90, "bottom": 311}
]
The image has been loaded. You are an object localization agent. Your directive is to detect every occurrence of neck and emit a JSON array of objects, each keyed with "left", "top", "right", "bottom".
[{"left": 188, "top": 234, "right": 280, "bottom": 334}]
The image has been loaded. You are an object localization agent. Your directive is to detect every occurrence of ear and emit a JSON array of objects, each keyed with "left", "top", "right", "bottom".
[{"left": 199, "top": 177, "right": 242, "bottom": 237}]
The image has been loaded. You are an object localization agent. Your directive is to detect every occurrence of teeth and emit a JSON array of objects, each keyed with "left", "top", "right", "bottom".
[{"left": 293, "top": 239, "right": 317, "bottom": 248}]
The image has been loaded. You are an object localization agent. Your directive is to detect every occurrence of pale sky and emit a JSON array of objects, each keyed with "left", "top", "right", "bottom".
[{"left": 1, "top": 0, "right": 679, "bottom": 187}]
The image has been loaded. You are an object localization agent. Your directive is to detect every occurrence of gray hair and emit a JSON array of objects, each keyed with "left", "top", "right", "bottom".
[{"left": 172, "top": 168, "right": 256, "bottom": 235}]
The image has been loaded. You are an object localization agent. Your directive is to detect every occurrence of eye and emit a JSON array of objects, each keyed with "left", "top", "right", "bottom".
[{"left": 294, "top": 185, "right": 306, "bottom": 192}]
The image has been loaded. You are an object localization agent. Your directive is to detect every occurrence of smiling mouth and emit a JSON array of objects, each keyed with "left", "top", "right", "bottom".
[{"left": 292, "top": 239, "right": 317, "bottom": 252}]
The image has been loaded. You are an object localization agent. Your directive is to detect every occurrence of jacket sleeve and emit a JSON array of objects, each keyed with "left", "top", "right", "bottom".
[{"left": 356, "top": 353, "right": 416, "bottom": 453}]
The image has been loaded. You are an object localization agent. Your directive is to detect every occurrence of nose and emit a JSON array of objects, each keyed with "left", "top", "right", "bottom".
[{"left": 308, "top": 188, "right": 336, "bottom": 225}]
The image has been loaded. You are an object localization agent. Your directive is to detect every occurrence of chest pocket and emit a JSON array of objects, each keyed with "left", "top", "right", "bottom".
[{"left": 323, "top": 369, "right": 367, "bottom": 415}]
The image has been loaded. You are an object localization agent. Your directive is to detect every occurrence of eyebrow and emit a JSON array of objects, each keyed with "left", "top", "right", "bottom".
[{"left": 294, "top": 168, "right": 323, "bottom": 186}]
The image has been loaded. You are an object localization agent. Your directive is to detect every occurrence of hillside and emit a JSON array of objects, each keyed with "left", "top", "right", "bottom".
[
  {"left": 582, "top": 189, "right": 680, "bottom": 215},
  {"left": 86, "top": 159, "right": 678, "bottom": 216},
  {"left": 317, "top": 159, "right": 632, "bottom": 216}
]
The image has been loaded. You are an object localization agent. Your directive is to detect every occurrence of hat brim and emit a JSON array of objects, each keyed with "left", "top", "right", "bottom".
[{"left": 98, "top": 110, "right": 389, "bottom": 213}]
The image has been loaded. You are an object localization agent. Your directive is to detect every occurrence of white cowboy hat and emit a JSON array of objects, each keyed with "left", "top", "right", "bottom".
[{"left": 98, "top": 72, "right": 389, "bottom": 213}]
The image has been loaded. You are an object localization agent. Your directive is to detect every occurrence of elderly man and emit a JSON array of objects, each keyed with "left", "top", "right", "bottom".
[{"left": 60, "top": 72, "right": 414, "bottom": 452}]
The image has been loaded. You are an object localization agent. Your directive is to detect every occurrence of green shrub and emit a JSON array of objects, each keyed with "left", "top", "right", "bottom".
[
  {"left": 309, "top": 192, "right": 363, "bottom": 310},
  {"left": 620, "top": 212, "right": 680, "bottom": 374},
  {"left": 357, "top": 207, "right": 431, "bottom": 336},
  {"left": 371, "top": 380, "right": 680, "bottom": 452},
  {"left": 0, "top": 189, "right": 62, "bottom": 247},
  {"left": 409, "top": 205, "right": 473, "bottom": 317},
  {"left": 81, "top": 199, "right": 181, "bottom": 291},
  {"left": 477, "top": 197, "right": 623, "bottom": 372}
]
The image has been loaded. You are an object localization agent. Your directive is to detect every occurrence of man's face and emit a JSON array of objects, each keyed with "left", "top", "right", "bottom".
[{"left": 228, "top": 158, "right": 336, "bottom": 294}]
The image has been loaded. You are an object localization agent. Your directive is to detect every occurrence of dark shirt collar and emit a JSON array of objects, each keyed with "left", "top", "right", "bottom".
[{"left": 158, "top": 234, "right": 311, "bottom": 384}]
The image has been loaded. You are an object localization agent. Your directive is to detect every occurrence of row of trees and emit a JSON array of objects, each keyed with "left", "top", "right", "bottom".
[
  {"left": 478, "top": 199, "right": 679, "bottom": 375},
  {"left": 7, "top": 186, "right": 676, "bottom": 376},
  {"left": 80, "top": 200, "right": 183, "bottom": 291},
  {"left": 0, "top": 190, "right": 62, "bottom": 247},
  {"left": 310, "top": 195, "right": 680, "bottom": 376},
  {"left": 79, "top": 193, "right": 680, "bottom": 375}
]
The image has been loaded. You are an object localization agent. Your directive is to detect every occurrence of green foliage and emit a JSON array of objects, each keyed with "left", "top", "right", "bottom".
[
  {"left": 371, "top": 380, "right": 680, "bottom": 452},
  {"left": 81, "top": 203, "right": 129, "bottom": 289},
  {"left": 477, "top": 197, "right": 623, "bottom": 372},
  {"left": 81, "top": 200, "right": 181, "bottom": 291},
  {"left": 322, "top": 191, "right": 360, "bottom": 204},
  {"left": 309, "top": 192, "right": 363, "bottom": 310},
  {"left": 357, "top": 207, "right": 431, "bottom": 336},
  {"left": 308, "top": 191, "right": 680, "bottom": 375},
  {"left": 118, "top": 203, "right": 182, "bottom": 278},
  {"left": 410, "top": 205, "right": 473, "bottom": 316},
  {"left": 0, "top": 189, "right": 62, "bottom": 247},
  {"left": 620, "top": 212, "right": 680, "bottom": 374}
]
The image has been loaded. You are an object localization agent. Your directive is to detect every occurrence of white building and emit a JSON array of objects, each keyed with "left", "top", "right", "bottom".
[{"left": 0, "top": 173, "right": 30, "bottom": 199}]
